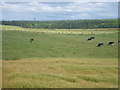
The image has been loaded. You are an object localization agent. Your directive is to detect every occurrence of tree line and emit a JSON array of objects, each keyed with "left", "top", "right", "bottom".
[{"left": 2, "top": 19, "right": 118, "bottom": 29}]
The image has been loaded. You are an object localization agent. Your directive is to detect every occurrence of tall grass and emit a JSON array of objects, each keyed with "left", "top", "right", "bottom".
[{"left": 2, "top": 58, "right": 118, "bottom": 88}]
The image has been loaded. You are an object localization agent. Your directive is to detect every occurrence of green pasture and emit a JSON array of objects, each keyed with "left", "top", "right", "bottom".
[
  {"left": 2, "top": 30, "right": 118, "bottom": 60},
  {"left": 2, "top": 25, "right": 118, "bottom": 88}
]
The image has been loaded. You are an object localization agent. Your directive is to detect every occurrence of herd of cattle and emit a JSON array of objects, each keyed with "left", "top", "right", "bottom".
[
  {"left": 87, "top": 37, "right": 120, "bottom": 47},
  {"left": 30, "top": 37, "right": 120, "bottom": 47}
]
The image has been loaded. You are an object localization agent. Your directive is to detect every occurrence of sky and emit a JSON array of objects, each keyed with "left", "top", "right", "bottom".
[{"left": 1, "top": 2, "right": 118, "bottom": 21}]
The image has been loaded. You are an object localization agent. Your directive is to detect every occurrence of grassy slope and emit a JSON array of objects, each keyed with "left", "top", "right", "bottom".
[
  {"left": 2, "top": 26, "right": 118, "bottom": 88},
  {"left": 2, "top": 30, "right": 118, "bottom": 60}
]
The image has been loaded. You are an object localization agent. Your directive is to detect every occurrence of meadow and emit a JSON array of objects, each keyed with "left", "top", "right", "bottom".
[
  {"left": 2, "top": 58, "right": 118, "bottom": 88},
  {"left": 2, "top": 25, "right": 118, "bottom": 88}
]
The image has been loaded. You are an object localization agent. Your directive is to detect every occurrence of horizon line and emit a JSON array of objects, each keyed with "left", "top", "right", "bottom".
[{"left": 1, "top": 18, "right": 118, "bottom": 21}]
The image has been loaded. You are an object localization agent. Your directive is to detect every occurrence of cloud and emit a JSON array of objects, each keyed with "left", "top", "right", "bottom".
[
  {"left": 2, "top": 2, "right": 117, "bottom": 13},
  {"left": 1, "top": 2, "right": 118, "bottom": 20},
  {"left": 2, "top": 2, "right": 67, "bottom": 12},
  {"left": 64, "top": 2, "right": 107, "bottom": 12}
]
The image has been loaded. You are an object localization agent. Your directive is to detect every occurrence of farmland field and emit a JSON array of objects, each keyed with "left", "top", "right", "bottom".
[{"left": 2, "top": 25, "right": 118, "bottom": 88}]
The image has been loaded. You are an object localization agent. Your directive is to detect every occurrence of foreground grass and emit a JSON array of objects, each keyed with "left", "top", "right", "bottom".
[{"left": 2, "top": 58, "right": 118, "bottom": 88}]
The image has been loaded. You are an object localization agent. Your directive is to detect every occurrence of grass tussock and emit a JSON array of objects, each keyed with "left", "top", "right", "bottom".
[{"left": 77, "top": 75, "right": 118, "bottom": 84}]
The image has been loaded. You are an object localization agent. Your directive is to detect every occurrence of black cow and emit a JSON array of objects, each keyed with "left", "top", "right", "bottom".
[
  {"left": 91, "top": 37, "right": 95, "bottom": 39},
  {"left": 30, "top": 38, "right": 34, "bottom": 43},
  {"left": 118, "top": 40, "right": 120, "bottom": 45},
  {"left": 87, "top": 38, "right": 92, "bottom": 41},
  {"left": 97, "top": 43, "right": 103, "bottom": 47},
  {"left": 108, "top": 42, "right": 114, "bottom": 45}
]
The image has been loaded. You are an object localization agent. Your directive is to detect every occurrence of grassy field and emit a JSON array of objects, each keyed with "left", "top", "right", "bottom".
[
  {"left": 2, "top": 25, "right": 118, "bottom": 34},
  {"left": 2, "top": 25, "right": 118, "bottom": 88},
  {"left": 2, "top": 58, "right": 118, "bottom": 88},
  {"left": 2, "top": 30, "right": 118, "bottom": 60}
]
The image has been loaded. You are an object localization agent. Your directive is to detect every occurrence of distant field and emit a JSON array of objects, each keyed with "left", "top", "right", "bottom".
[
  {"left": 2, "top": 25, "right": 118, "bottom": 34},
  {"left": 2, "top": 25, "right": 118, "bottom": 88}
]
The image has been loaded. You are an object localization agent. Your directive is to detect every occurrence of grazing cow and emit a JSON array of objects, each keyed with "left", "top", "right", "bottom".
[
  {"left": 30, "top": 38, "right": 34, "bottom": 43},
  {"left": 87, "top": 38, "right": 92, "bottom": 41},
  {"left": 91, "top": 37, "right": 95, "bottom": 39},
  {"left": 97, "top": 43, "right": 103, "bottom": 47},
  {"left": 108, "top": 42, "right": 114, "bottom": 45},
  {"left": 118, "top": 40, "right": 120, "bottom": 45},
  {"left": 87, "top": 37, "right": 95, "bottom": 41}
]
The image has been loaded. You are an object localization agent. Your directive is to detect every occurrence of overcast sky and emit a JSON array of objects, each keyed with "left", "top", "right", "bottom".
[{"left": 1, "top": 2, "right": 118, "bottom": 21}]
